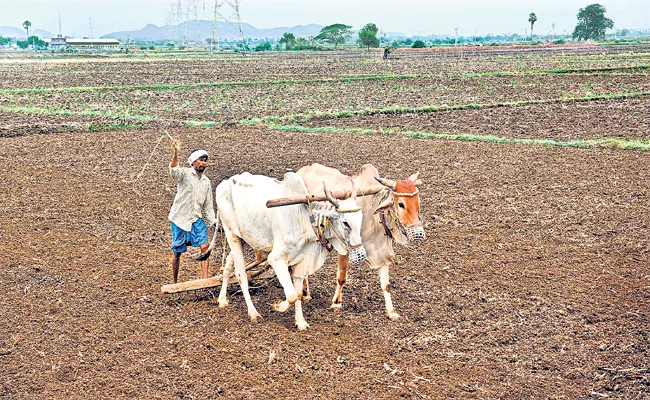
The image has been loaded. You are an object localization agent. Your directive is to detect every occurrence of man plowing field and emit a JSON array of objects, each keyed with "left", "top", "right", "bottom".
[{"left": 168, "top": 137, "right": 218, "bottom": 283}]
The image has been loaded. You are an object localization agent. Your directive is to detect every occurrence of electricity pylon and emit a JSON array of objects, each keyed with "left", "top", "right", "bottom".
[{"left": 210, "top": 0, "right": 247, "bottom": 54}]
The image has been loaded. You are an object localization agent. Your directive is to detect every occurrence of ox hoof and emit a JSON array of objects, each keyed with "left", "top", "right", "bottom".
[
  {"left": 250, "top": 313, "right": 263, "bottom": 324},
  {"left": 217, "top": 299, "right": 230, "bottom": 308},
  {"left": 303, "top": 295, "right": 312, "bottom": 302},
  {"left": 330, "top": 303, "right": 342, "bottom": 310},
  {"left": 387, "top": 311, "right": 401, "bottom": 320},
  {"left": 296, "top": 321, "right": 310, "bottom": 331},
  {"left": 271, "top": 300, "right": 290, "bottom": 313}
]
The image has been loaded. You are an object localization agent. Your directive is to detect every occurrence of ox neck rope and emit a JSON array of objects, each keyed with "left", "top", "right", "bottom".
[
  {"left": 306, "top": 203, "right": 353, "bottom": 253},
  {"left": 376, "top": 189, "right": 417, "bottom": 239},
  {"left": 306, "top": 200, "right": 334, "bottom": 252}
]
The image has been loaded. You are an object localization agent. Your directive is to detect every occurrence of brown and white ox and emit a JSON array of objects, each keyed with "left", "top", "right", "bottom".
[{"left": 297, "top": 163, "right": 424, "bottom": 319}]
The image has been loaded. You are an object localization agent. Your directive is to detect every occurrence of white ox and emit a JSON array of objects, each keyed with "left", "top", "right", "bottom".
[
  {"left": 297, "top": 163, "right": 424, "bottom": 319},
  {"left": 211, "top": 172, "right": 365, "bottom": 330}
]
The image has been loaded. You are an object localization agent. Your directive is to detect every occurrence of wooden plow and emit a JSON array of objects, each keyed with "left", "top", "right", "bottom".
[
  {"left": 161, "top": 258, "right": 274, "bottom": 294},
  {"left": 160, "top": 185, "right": 389, "bottom": 295}
]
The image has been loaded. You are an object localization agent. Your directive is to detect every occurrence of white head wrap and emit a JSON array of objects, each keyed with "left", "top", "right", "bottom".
[{"left": 188, "top": 150, "right": 208, "bottom": 166}]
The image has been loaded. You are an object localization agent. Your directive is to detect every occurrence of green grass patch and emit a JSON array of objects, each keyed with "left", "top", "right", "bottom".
[
  {"left": 0, "top": 74, "right": 420, "bottom": 95},
  {"left": 1, "top": 64, "right": 647, "bottom": 96},
  {"left": 261, "top": 123, "right": 650, "bottom": 151},
  {"left": 182, "top": 120, "right": 221, "bottom": 128},
  {"left": 0, "top": 105, "right": 158, "bottom": 122},
  {"left": 84, "top": 122, "right": 143, "bottom": 132},
  {"left": 255, "top": 90, "right": 650, "bottom": 123}
]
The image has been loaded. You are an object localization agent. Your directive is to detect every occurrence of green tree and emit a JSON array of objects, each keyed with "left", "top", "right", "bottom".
[
  {"left": 412, "top": 40, "right": 426, "bottom": 48},
  {"left": 0, "top": 36, "right": 13, "bottom": 47},
  {"left": 23, "top": 20, "right": 31, "bottom": 38},
  {"left": 314, "top": 23, "right": 352, "bottom": 48},
  {"left": 279, "top": 32, "right": 296, "bottom": 50},
  {"left": 528, "top": 12, "right": 537, "bottom": 40},
  {"left": 357, "top": 23, "right": 379, "bottom": 50},
  {"left": 572, "top": 3, "right": 614, "bottom": 41},
  {"left": 254, "top": 41, "right": 272, "bottom": 52}
]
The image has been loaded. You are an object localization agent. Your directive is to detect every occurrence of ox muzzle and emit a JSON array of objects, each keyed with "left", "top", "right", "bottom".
[
  {"left": 348, "top": 244, "right": 367, "bottom": 265},
  {"left": 405, "top": 225, "right": 425, "bottom": 244}
]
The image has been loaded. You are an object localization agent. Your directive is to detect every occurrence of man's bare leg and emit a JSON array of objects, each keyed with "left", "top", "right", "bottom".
[
  {"left": 199, "top": 243, "right": 210, "bottom": 278},
  {"left": 172, "top": 252, "right": 181, "bottom": 283}
]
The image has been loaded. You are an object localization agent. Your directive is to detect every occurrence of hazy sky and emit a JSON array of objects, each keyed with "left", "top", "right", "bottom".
[{"left": 1, "top": 0, "right": 648, "bottom": 37}]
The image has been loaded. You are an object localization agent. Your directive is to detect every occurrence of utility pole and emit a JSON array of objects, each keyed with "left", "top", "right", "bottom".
[
  {"left": 185, "top": 0, "right": 204, "bottom": 46},
  {"left": 552, "top": 22, "right": 556, "bottom": 41},
  {"left": 88, "top": 18, "right": 94, "bottom": 38},
  {"left": 211, "top": 0, "right": 218, "bottom": 54}
]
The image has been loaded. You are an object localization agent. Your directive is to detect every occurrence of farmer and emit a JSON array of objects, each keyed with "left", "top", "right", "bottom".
[
  {"left": 383, "top": 46, "right": 392, "bottom": 60},
  {"left": 168, "top": 137, "right": 218, "bottom": 283}
]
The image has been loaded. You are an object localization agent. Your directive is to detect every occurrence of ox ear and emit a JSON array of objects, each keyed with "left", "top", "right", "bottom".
[
  {"left": 408, "top": 172, "right": 420, "bottom": 183},
  {"left": 374, "top": 198, "right": 393, "bottom": 214}
]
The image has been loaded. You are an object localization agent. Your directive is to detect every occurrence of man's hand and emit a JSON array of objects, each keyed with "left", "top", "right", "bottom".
[
  {"left": 170, "top": 137, "right": 181, "bottom": 167},
  {"left": 170, "top": 137, "right": 181, "bottom": 154}
]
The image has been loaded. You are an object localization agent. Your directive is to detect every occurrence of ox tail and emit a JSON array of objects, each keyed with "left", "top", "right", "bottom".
[{"left": 192, "top": 212, "right": 221, "bottom": 262}]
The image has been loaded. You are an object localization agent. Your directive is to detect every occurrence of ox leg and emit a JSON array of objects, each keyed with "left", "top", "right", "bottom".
[
  {"left": 226, "top": 232, "right": 262, "bottom": 323},
  {"left": 302, "top": 278, "right": 311, "bottom": 301},
  {"left": 269, "top": 255, "right": 299, "bottom": 313},
  {"left": 379, "top": 264, "right": 400, "bottom": 320},
  {"left": 331, "top": 254, "right": 349, "bottom": 309},
  {"left": 292, "top": 277, "right": 309, "bottom": 330},
  {"left": 217, "top": 252, "right": 234, "bottom": 308},
  {"left": 254, "top": 250, "right": 267, "bottom": 263}
]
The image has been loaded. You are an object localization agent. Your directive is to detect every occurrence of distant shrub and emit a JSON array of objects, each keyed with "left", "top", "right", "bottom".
[
  {"left": 254, "top": 42, "right": 272, "bottom": 52},
  {"left": 412, "top": 40, "right": 427, "bottom": 48},
  {"left": 553, "top": 39, "right": 566, "bottom": 44}
]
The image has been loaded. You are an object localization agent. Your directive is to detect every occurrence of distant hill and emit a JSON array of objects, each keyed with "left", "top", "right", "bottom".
[
  {"left": 102, "top": 21, "right": 324, "bottom": 41},
  {"left": 0, "top": 26, "right": 55, "bottom": 38}
]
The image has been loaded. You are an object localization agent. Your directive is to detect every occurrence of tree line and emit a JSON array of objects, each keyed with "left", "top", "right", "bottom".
[{"left": 271, "top": 2, "right": 618, "bottom": 52}]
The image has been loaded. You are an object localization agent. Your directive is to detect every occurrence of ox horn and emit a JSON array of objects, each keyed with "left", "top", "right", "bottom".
[
  {"left": 323, "top": 181, "right": 340, "bottom": 208},
  {"left": 375, "top": 176, "right": 396, "bottom": 190},
  {"left": 408, "top": 172, "right": 420, "bottom": 183},
  {"left": 350, "top": 180, "right": 358, "bottom": 199}
]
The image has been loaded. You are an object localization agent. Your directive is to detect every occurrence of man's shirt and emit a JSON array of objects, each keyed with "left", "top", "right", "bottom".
[{"left": 168, "top": 164, "right": 217, "bottom": 231}]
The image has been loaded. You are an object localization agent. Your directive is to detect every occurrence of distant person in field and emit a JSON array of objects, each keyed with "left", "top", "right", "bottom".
[
  {"left": 168, "top": 137, "right": 218, "bottom": 283},
  {"left": 383, "top": 46, "right": 392, "bottom": 60}
]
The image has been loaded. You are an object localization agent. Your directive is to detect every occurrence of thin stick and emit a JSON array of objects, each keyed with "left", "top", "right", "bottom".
[{"left": 121, "top": 131, "right": 173, "bottom": 184}]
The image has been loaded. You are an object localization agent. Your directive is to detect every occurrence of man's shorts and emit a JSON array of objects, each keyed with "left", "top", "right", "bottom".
[{"left": 170, "top": 218, "right": 208, "bottom": 253}]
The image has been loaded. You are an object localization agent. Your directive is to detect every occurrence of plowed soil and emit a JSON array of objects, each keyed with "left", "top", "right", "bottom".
[
  {"left": 305, "top": 96, "right": 650, "bottom": 142},
  {"left": 1, "top": 125, "right": 648, "bottom": 399}
]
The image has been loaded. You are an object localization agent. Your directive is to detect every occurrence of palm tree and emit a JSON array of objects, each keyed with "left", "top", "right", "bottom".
[
  {"left": 528, "top": 13, "right": 537, "bottom": 41},
  {"left": 23, "top": 20, "right": 31, "bottom": 38}
]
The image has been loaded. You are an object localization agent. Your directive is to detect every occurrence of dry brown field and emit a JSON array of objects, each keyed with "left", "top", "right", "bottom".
[{"left": 1, "top": 46, "right": 649, "bottom": 399}]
